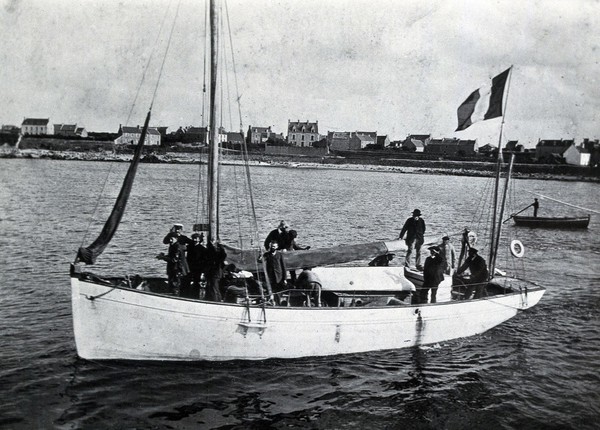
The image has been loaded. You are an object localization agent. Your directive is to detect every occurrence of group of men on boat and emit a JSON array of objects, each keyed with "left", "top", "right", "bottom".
[
  {"left": 399, "top": 208, "right": 490, "bottom": 303},
  {"left": 157, "top": 211, "right": 490, "bottom": 306},
  {"left": 157, "top": 220, "right": 321, "bottom": 306}
]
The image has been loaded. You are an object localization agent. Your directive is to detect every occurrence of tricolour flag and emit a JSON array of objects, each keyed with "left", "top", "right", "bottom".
[{"left": 456, "top": 67, "right": 511, "bottom": 131}]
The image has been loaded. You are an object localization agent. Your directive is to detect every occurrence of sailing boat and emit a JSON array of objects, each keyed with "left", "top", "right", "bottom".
[{"left": 70, "top": 1, "right": 545, "bottom": 361}]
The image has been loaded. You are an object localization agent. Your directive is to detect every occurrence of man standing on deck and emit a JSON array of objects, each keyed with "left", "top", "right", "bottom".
[
  {"left": 399, "top": 209, "right": 426, "bottom": 271},
  {"left": 264, "top": 220, "right": 290, "bottom": 251},
  {"left": 419, "top": 246, "right": 445, "bottom": 304},
  {"left": 157, "top": 232, "right": 189, "bottom": 296},
  {"left": 261, "top": 240, "right": 287, "bottom": 302},
  {"left": 533, "top": 198, "right": 539, "bottom": 217}
]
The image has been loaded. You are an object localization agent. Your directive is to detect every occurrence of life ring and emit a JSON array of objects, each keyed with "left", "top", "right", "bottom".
[{"left": 510, "top": 240, "right": 525, "bottom": 258}]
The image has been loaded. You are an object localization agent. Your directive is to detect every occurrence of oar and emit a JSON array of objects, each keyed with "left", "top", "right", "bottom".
[
  {"left": 502, "top": 203, "right": 533, "bottom": 223},
  {"left": 523, "top": 190, "right": 600, "bottom": 215}
]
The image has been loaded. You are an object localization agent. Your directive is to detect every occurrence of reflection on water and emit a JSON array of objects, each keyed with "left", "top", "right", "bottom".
[{"left": 0, "top": 159, "right": 599, "bottom": 429}]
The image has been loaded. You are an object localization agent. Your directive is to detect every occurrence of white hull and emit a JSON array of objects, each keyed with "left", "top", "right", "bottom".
[{"left": 71, "top": 275, "right": 544, "bottom": 361}]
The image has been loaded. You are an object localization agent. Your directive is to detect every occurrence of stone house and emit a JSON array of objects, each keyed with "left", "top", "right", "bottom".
[
  {"left": 425, "top": 138, "right": 478, "bottom": 156},
  {"left": 21, "top": 118, "right": 51, "bottom": 135},
  {"left": 114, "top": 125, "right": 161, "bottom": 146},
  {"left": 287, "top": 120, "right": 320, "bottom": 147},
  {"left": 535, "top": 139, "right": 573, "bottom": 162},
  {"left": 247, "top": 125, "right": 273, "bottom": 144}
]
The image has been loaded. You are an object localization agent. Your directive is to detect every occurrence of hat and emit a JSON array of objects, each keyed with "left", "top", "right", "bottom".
[
  {"left": 173, "top": 223, "right": 183, "bottom": 230},
  {"left": 191, "top": 232, "right": 204, "bottom": 239},
  {"left": 412, "top": 209, "right": 421, "bottom": 216},
  {"left": 428, "top": 245, "right": 441, "bottom": 254},
  {"left": 442, "top": 235, "right": 450, "bottom": 241}
]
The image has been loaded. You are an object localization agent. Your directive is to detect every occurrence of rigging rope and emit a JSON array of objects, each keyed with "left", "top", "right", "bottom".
[
  {"left": 80, "top": 2, "right": 178, "bottom": 247},
  {"left": 523, "top": 190, "right": 600, "bottom": 214}
]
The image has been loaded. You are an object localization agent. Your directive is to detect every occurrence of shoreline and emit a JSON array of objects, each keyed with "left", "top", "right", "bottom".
[{"left": 1, "top": 148, "right": 598, "bottom": 182}]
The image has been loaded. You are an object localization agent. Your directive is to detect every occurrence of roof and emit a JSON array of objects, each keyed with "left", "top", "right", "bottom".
[
  {"left": 249, "top": 126, "right": 271, "bottom": 133},
  {"left": 288, "top": 120, "right": 318, "bottom": 133},
  {"left": 570, "top": 145, "right": 591, "bottom": 154},
  {"left": 407, "top": 134, "right": 430, "bottom": 141},
  {"left": 22, "top": 118, "right": 49, "bottom": 126},
  {"left": 356, "top": 131, "right": 377, "bottom": 138},
  {"left": 537, "top": 139, "right": 574, "bottom": 147},
  {"left": 428, "top": 138, "right": 475, "bottom": 146},
  {"left": 186, "top": 127, "right": 207, "bottom": 134},
  {"left": 54, "top": 124, "right": 77, "bottom": 132},
  {"left": 121, "top": 125, "right": 160, "bottom": 135},
  {"left": 226, "top": 132, "right": 244, "bottom": 142},
  {"left": 354, "top": 134, "right": 374, "bottom": 142}
]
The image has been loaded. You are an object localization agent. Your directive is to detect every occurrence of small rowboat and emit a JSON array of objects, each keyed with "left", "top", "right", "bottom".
[{"left": 512, "top": 215, "right": 590, "bottom": 229}]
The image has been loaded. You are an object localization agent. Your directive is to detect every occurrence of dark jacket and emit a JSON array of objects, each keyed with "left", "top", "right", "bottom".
[
  {"left": 422, "top": 255, "right": 444, "bottom": 288},
  {"left": 187, "top": 243, "right": 208, "bottom": 274},
  {"left": 457, "top": 254, "right": 489, "bottom": 284},
  {"left": 400, "top": 217, "right": 426, "bottom": 242},
  {"left": 166, "top": 242, "right": 189, "bottom": 277},
  {"left": 205, "top": 242, "right": 227, "bottom": 279},
  {"left": 264, "top": 228, "right": 289, "bottom": 250},
  {"left": 262, "top": 250, "right": 287, "bottom": 285}
]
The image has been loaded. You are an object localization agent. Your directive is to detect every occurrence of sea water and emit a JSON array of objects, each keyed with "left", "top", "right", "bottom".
[{"left": 0, "top": 158, "right": 599, "bottom": 429}]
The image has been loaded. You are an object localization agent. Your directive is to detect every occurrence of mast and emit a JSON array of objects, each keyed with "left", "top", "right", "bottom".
[
  {"left": 490, "top": 153, "right": 514, "bottom": 276},
  {"left": 207, "top": 0, "right": 219, "bottom": 242},
  {"left": 488, "top": 66, "right": 513, "bottom": 274}
]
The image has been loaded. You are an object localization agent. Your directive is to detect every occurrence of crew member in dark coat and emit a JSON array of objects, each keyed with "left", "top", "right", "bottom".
[
  {"left": 263, "top": 220, "right": 290, "bottom": 251},
  {"left": 157, "top": 232, "right": 189, "bottom": 296},
  {"left": 418, "top": 246, "right": 445, "bottom": 304},
  {"left": 185, "top": 232, "right": 208, "bottom": 299},
  {"left": 205, "top": 240, "right": 227, "bottom": 302},
  {"left": 455, "top": 247, "right": 489, "bottom": 300},
  {"left": 262, "top": 240, "right": 287, "bottom": 301},
  {"left": 399, "top": 208, "right": 426, "bottom": 270},
  {"left": 533, "top": 198, "right": 539, "bottom": 217}
]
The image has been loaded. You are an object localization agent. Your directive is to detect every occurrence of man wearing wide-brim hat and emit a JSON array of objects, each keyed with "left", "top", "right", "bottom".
[{"left": 398, "top": 208, "right": 426, "bottom": 270}]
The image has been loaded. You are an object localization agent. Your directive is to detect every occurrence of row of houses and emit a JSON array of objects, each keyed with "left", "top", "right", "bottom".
[
  {"left": 20, "top": 118, "right": 88, "bottom": 138},
  {"left": 10, "top": 118, "right": 600, "bottom": 167}
]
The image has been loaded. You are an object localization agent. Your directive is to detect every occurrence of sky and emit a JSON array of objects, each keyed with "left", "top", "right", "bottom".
[{"left": 1, "top": 0, "right": 598, "bottom": 147}]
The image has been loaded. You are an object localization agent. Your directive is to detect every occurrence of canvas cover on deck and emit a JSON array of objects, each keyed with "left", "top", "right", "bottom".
[{"left": 222, "top": 241, "right": 401, "bottom": 272}]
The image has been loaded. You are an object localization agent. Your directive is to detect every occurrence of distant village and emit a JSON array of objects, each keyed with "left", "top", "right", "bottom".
[{"left": 1, "top": 117, "right": 599, "bottom": 167}]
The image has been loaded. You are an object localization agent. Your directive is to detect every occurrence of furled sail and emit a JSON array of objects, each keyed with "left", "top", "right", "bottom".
[
  {"left": 76, "top": 110, "right": 151, "bottom": 264},
  {"left": 223, "top": 239, "right": 408, "bottom": 272}
]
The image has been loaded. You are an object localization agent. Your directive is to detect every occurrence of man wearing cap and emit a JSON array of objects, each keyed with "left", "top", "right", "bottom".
[
  {"left": 264, "top": 220, "right": 291, "bottom": 251},
  {"left": 417, "top": 245, "right": 445, "bottom": 304},
  {"left": 440, "top": 235, "right": 456, "bottom": 275},
  {"left": 399, "top": 209, "right": 426, "bottom": 271},
  {"left": 455, "top": 247, "right": 489, "bottom": 300},
  {"left": 186, "top": 233, "right": 207, "bottom": 299},
  {"left": 163, "top": 223, "right": 193, "bottom": 247}
]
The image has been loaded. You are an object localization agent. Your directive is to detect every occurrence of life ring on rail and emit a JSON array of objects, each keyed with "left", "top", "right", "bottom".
[{"left": 510, "top": 240, "right": 525, "bottom": 258}]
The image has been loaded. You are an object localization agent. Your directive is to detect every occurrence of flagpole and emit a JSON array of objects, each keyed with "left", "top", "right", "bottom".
[{"left": 488, "top": 65, "right": 513, "bottom": 277}]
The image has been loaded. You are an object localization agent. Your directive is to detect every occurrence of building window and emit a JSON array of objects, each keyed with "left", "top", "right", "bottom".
[
  {"left": 311, "top": 135, "right": 314, "bottom": 141},
  {"left": 302, "top": 135, "right": 305, "bottom": 141}
]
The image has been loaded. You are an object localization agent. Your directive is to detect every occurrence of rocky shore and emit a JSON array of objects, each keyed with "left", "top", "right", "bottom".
[{"left": 1, "top": 147, "right": 598, "bottom": 182}]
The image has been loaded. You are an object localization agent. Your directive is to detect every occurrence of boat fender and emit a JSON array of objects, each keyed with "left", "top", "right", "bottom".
[{"left": 510, "top": 240, "right": 525, "bottom": 258}]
